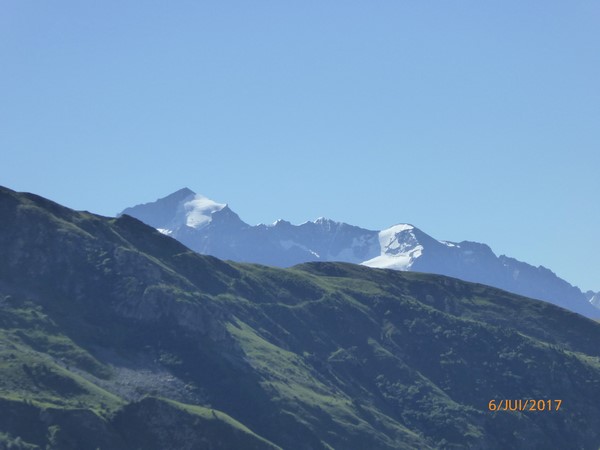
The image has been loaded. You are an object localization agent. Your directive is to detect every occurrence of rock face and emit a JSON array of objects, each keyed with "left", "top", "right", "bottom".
[{"left": 121, "top": 189, "right": 599, "bottom": 318}]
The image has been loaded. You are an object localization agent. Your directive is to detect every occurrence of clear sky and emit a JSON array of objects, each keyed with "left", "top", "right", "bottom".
[{"left": 1, "top": 2, "right": 598, "bottom": 292}]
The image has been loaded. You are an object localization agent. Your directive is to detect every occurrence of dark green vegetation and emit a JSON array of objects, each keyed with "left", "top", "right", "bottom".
[{"left": 1, "top": 185, "right": 600, "bottom": 449}]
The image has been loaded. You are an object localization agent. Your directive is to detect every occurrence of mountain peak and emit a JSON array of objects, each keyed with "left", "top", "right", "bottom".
[
  {"left": 120, "top": 188, "right": 226, "bottom": 231},
  {"left": 362, "top": 223, "right": 422, "bottom": 271},
  {"left": 174, "top": 187, "right": 196, "bottom": 196},
  {"left": 183, "top": 194, "right": 226, "bottom": 229},
  {"left": 313, "top": 217, "right": 337, "bottom": 225},
  {"left": 161, "top": 187, "right": 197, "bottom": 203},
  {"left": 296, "top": 217, "right": 337, "bottom": 226},
  {"left": 384, "top": 223, "right": 415, "bottom": 233}
]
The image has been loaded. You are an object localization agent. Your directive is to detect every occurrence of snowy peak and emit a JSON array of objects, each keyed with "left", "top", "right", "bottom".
[
  {"left": 120, "top": 188, "right": 231, "bottom": 233},
  {"left": 362, "top": 224, "right": 423, "bottom": 270},
  {"left": 379, "top": 224, "right": 418, "bottom": 256},
  {"left": 182, "top": 194, "right": 226, "bottom": 229},
  {"left": 305, "top": 217, "right": 343, "bottom": 232},
  {"left": 271, "top": 219, "right": 292, "bottom": 227},
  {"left": 313, "top": 217, "right": 337, "bottom": 225}
]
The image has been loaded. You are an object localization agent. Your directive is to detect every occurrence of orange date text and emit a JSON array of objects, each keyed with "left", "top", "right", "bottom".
[{"left": 488, "top": 399, "right": 562, "bottom": 412}]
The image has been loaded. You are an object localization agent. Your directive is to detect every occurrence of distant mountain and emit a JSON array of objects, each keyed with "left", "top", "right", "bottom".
[
  {"left": 587, "top": 291, "right": 600, "bottom": 308},
  {"left": 121, "top": 189, "right": 599, "bottom": 318},
  {"left": 4, "top": 184, "right": 600, "bottom": 449},
  {"left": 121, "top": 188, "right": 374, "bottom": 267}
]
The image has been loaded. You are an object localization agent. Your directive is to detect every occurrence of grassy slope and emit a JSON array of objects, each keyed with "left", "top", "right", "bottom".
[
  {"left": 1, "top": 185, "right": 600, "bottom": 449},
  {"left": 0, "top": 295, "right": 279, "bottom": 450}
]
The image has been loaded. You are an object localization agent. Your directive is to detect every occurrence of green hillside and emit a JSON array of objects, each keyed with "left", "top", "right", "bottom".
[{"left": 1, "top": 185, "right": 600, "bottom": 449}]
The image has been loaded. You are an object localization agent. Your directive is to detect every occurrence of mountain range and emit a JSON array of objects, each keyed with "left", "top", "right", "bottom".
[
  {"left": 3, "top": 184, "right": 600, "bottom": 449},
  {"left": 121, "top": 188, "right": 599, "bottom": 319}
]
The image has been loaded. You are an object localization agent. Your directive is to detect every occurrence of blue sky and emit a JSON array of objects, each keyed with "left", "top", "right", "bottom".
[{"left": 1, "top": 2, "right": 598, "bottom": 291}]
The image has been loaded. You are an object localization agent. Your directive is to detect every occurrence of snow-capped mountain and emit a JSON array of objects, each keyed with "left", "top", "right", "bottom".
[
  {"left": 122, "top": 189, "right": 380, "bottom": 266},
  {"left": 120, "top": 188, "right": 599, "bottom": 318},
  {"left": 121, "top": 188, "right": 236, "bottom": 233},
  {"left": 362, "top": 224, "right": 423, "bottom": 270}
]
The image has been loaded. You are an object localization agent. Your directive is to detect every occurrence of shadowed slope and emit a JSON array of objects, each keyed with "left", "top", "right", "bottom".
[{"left": 2, "top": 185, "right": 600, "bottom": 449}]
